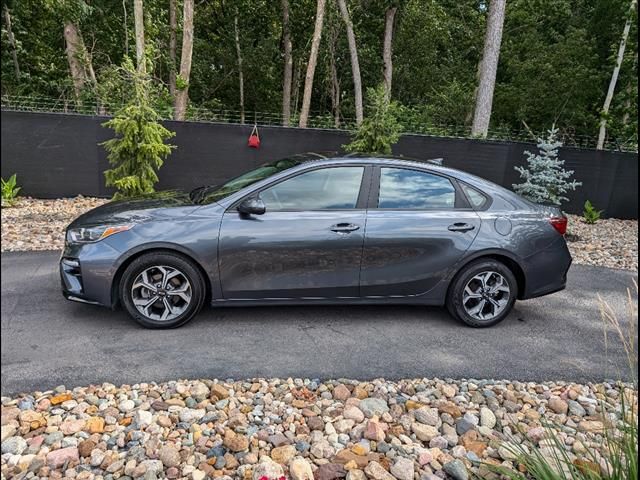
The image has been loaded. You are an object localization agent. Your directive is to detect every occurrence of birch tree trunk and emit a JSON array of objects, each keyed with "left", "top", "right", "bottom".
[
  {"left": 134, "top": 0, "right": 145, "bottom": 73},
  {"left": 122, "top": 0, "right": 129, "bottom": 56},
  {"left": 328, "top": 27, "right": 341, "bottom": 128},
  {"left": 597, "top": 0, "right": 637, "bottom": 150},
  {"left": 471, "top": 0, "right": 506, "bottom": 138},
  {"left": 281, "top": 0, "right": 293, "bottom": 126},
  {"left": 3, "top": 5, "right": 20, "bottom": 80},
  {"left": 64, "top": 21, "right": 87, "bottom": 103},
  {"left": 169, "top": 0, "right": 177, "bottom": 97},
  {"left": 382, "top": 6, "right": 397, "bottom": 100},
  {"left": 234, "top": 14, "right": 245, "bottom": 124},
  {"left": 299, "top": 0, "right": 327, "bottom": 128},
  {"left": 336, "top": 0, "right": 363, "bottom": 125},
  {"left": 173, "top": 0, "right": 195, "bottom": 121}
]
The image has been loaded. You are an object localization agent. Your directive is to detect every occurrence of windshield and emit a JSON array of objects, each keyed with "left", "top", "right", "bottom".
[{"left": 190, "top": 152, "right": 335, "bottom": 204}]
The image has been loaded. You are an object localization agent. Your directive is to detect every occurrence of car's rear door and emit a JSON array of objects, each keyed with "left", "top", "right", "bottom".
[
  {"left": 360, "top": 166, "right": 481, "bottom": 297},
  {"left": 218, "top": 164, "right": 372, "bottom": 299}
]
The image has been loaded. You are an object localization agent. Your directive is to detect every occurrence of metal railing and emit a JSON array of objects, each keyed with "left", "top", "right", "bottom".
[{"left": 1, "top": 94, "right": 637, "bottom": 152}]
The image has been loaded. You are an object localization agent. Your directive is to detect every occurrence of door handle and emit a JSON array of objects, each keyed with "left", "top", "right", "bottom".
[
  {"left": 330, "top": 223, "right": 360, "bottom": 233},
  {"left": 448, "top": 222, "right": 475, "bottom": 232}
]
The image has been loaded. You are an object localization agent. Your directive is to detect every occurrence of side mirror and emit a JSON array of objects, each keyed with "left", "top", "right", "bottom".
[{"left": 237, "top": 197, "right": 266, "bottom": 216}]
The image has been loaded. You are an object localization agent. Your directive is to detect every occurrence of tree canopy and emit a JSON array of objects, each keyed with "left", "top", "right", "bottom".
[{"left": 1, "top": 0, "right": 637, "bottom": 150}]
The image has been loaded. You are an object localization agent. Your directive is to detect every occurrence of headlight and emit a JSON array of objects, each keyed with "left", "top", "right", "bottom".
[{"left": 66, "top": 224, "right": 133, "bottom": 244}]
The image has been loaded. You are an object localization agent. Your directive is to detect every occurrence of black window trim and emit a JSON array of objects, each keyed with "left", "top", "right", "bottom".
[
  {"left": 368, "top": 165, "right": 474, "bottom": 211},
  {"left": 228, "top": 163, "right": 374, "bottom": 213}
]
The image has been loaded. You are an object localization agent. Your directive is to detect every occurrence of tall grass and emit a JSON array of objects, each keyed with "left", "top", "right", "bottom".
[{"left": 482, "top": 281, "right": 638, "bottom": 480}]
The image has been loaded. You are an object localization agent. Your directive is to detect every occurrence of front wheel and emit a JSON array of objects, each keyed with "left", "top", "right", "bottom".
[
  {"left": 446, "top": 259, "right": 517, "bottom": 328},
  {"left": 119, "top": 252, "right": 206, "bottom": 329}
]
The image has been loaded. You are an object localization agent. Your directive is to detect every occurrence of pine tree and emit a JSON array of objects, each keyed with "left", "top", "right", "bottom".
[
  {"left": 345, "top": 84, "right": 402, "bottom": 155},
  {"left": 101, "top": 59, "right": 175, "bottom": 199},
  {"left": 513, "top": 127, "right": 581, "bottom": 206}
]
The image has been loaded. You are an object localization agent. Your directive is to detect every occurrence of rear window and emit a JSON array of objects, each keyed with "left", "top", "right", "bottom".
[
  {"left": 460, "top": 183, "right": 489, "bottom": 209},
  {"left": 378, "top": 168, "right": 456, "bottom": 209}
]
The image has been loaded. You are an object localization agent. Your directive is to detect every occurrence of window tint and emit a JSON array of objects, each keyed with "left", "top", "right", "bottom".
[
  {"left": 378, "top": 168, "right": 456, "bottom": 209},
  {"left": 460, "top": 183, "right": 488, "bottom": 209},
  {"left": 260, "top": 167, "right": 364, "bottom": 210}
]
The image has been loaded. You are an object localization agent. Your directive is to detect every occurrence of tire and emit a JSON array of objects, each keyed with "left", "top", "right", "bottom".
[
  {"left": 446, "top": 259, "right": 517, "bottom": 328},
  {"left": 119, "top": 252, "right": 206, "bottom": 329}
]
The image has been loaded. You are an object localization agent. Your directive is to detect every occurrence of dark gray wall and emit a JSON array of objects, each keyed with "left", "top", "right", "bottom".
[{"left": 1, "top": 111, "right": 637, "bottom": 218}]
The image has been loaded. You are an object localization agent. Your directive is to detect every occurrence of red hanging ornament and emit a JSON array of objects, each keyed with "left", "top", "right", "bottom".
[{"left": 248, "top": 124, "right": 260, "bottom": 148}]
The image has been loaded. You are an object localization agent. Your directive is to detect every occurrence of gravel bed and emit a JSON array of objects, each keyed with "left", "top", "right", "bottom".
[
  {"left": 566, "top": 214, "right": 638, "bottom": 271},
  {"left": 1, "top": 198, "right": 638, "bottom": 272},
  {"left": 1, "top": 378, "right": 636, "bottom": 480},
  {"left": 1, "top": 197, "right": 108, "bottom": 252}
]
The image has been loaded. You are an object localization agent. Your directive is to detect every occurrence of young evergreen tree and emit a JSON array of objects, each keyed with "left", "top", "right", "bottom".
[
  {"left": 513, "top": 127, "right": 581, "bottom": 206},
  {"left": 345, "top": 84, "right": 402, "bottom": 155},
  {"left": 101, "top": 58, "right": 175, "bottom": 199}
]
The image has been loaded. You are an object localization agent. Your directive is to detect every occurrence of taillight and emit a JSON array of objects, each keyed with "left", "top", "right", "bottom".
[{"left": 549, "top": 216, "right": 568, "bottom": 235}]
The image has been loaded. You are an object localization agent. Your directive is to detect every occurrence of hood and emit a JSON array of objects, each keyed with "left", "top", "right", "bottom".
[{"left": 68, "top": 190, "right": 201, "bottom": 228}]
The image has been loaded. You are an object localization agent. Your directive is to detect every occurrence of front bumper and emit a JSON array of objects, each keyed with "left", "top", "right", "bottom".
[
  {"left": 60, "top": 240, "right": 122, "bottom": 307},
  {"left": 521, "top": 235, "right": 572, "bottom": 299}
]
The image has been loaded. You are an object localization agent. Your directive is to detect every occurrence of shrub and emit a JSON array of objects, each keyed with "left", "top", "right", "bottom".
[
  {"left": 101, "top": 58, "right": 175, "bottom": 200},
  {"left": 344, "top": 84, "right": 402, "bottom": 155},
  {"left": 583, "top": 200, "right": 604, "bottom": 224},
  {"left": 1, "top": 173, "right": 21, "bottom": 207},
  {"left": 513, "top": 126, "right": 581, "bottom": 206}
]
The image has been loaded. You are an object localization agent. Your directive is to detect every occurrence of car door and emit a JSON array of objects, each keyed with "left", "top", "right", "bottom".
[
  {"left": 360, "top": 166, "right": 481, "bottom": 297},
  {"left": 218, "top": 165, "right": 371, "bottom": 299}
]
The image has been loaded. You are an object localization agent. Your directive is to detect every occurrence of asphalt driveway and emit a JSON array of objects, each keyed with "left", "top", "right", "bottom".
[{"left": 1, "top": 251, "right": 637, "bottom": 395}]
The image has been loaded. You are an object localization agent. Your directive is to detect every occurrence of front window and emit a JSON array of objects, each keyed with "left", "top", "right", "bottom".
[
  {"left": 260, "top": 166, "right": 365, "bottom": 210},
  {"left": 191, "top": 153, "right": 331, "bottom": 204},
  {"left": 378, "top": 168, "right": 456, "bottom": 209}
]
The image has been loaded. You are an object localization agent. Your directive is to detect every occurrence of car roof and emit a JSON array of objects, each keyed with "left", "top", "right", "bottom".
[{"left": 293, "top": 153, "right": 468, "bottom": 179}]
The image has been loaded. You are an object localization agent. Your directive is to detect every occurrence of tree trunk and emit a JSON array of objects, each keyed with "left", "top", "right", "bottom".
[
  {"left": 134, "top": 0, "right": 145, "bottom": 73},
  {"left": 122, "top": 0, "right": 129, "bottom": 56},
  {"left": 281, "top": 0, "right": 293, "bottom": 126},
  {"left": 328, "top": 27, "right": 341, "bottom": 128},
  {"left": 299, "top": 0, "right": 327, "bottom": 128},
  {"left": 336, "top": 0, "right": 363, "bottom": 125},
  {"left": 3, "top": 5, "right": 20, "bottom": 80},
  {"left": 234, "top": 14, "right": 245, "bottom": 124},
  {"left": 173, "top": 0, "right": 194, "bottom": 120},
  {"left": 293, "top": 57, "right": 302, "bottom": 116},
  {"left": 382, "top": 6, "right": 397, "bottom": 100},
  {"left": 471, "top": 0, "right": 506, "bottom": 138},
  {"left": 597, "top": 0, "right": 637, "bottom": 150},
  {"left": 64, "top": 21, "right": 87, "bottom": 103},
  {"left": 169, "top": 0, "right": 177, "bottom": 97}
]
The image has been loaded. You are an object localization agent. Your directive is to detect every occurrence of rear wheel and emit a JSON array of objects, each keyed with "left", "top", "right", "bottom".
[
  {"left": 446, "top": 259, "right": 517, "bottom": 328},
  {"left": 120, "top": 252, "right": 206, "bottom": 329}
]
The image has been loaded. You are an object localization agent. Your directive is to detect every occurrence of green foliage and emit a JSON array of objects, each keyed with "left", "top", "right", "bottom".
[
  {"left": 0, "top": 0, "right": 637, "bottom": 148},
  {"left": 101, "top": 59, "right": 175, "bottom": 200},
  {"left": 344, "top": 84, "right": 402, "bottom": 155},
  {"left": 1, "top": 173, "right": 21, "bottom": 207},
  {"left": 583, "top": 200, "right": 604, "bottom": 224},
  {"left": 513, "top": 127, "right": 582, "bottom": 206},
  {"left": 175, "top": 75, "right": 188, "bottom": 91}
]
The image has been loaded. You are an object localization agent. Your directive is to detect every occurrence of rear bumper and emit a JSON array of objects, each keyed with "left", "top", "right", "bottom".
[{"left": 521, "top": 236, "right": 572, "bottom": 299}]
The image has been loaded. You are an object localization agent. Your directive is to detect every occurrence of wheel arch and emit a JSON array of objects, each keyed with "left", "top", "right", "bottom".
[
  {"left": 449, "top": 250, "right": 527, "bottom": 300},
  {"left": 110, "top": 244, "right": 212, "bottom": 308}
]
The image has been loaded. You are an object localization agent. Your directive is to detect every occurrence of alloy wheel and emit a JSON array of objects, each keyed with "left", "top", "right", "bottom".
[
  {"left": 462, "top": 271, "right": 511, "bottom": 321},
  {"left": 131, "top": 265, "right": 192, "bottom": 321}
]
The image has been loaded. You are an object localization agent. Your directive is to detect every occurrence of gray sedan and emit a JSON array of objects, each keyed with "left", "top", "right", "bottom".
[{"left": 61, "top": 153, "right": 572, "bottom": 328}]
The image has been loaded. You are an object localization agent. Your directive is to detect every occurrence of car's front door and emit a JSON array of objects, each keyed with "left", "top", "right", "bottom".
[
  {"left": 360, "top": 166, "right": 481, "bottom": 297},
  {"left": 218, "top": 165, "right": 370, "bottom": 299}
]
